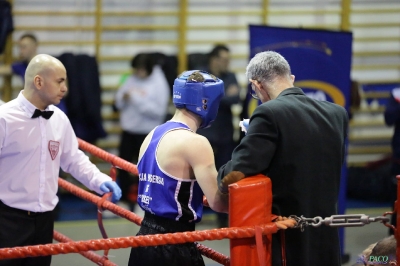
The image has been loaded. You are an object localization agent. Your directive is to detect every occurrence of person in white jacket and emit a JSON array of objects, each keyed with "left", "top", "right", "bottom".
[{"left": 114, "top": 53, "right": 170, "bottom": 211}]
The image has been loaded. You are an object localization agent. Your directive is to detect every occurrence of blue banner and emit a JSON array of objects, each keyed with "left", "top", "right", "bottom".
[
  {"left": 248, "top": 25, "right": 352, "bottom": 113},
  {"left": 248, "top": 25, "right": 353, "bottom": 256}
]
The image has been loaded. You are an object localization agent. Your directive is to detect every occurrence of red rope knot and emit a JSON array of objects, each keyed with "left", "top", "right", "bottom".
[{"left": 382, "top": 211, "right": 396, "bottom": 231}]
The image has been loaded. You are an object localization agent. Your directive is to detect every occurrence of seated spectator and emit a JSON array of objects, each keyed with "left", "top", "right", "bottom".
[{"left": 0, "top": 33, "right": 38, "bottom": 79}]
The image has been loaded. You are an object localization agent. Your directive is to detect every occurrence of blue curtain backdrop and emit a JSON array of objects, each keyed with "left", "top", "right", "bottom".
[{"left": 248, "top": 25, "right": 353, "bottom": 255}]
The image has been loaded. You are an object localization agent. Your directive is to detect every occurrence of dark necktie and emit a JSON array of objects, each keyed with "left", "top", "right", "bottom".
[{"left": 31, "top": 109, "right": 54, "bottom": 119}]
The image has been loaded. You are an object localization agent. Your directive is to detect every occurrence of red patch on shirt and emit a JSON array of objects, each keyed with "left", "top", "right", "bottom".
[{"left": 48, "top": 141, "right": 60, "bottom": 160}]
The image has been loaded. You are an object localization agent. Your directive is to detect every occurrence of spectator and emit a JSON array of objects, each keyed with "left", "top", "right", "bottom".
[
  {"left": 0, "top": 32, "right": 38, "bottom": 79},
  {"left": 197, "top": 44, "right": 241, "bottom": 228},
  {"left": 0, "top": 33, "right": 68, "bottom": 113}
]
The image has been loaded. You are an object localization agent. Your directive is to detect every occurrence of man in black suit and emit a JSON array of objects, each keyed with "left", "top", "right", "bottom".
[{"left": 217, "top": 51, "right": 348, "bottom": 266}]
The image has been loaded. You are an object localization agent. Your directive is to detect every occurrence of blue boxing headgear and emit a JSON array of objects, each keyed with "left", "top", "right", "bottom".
[{"left": 173, "top": 70, "right": 224, "bottom": 129}]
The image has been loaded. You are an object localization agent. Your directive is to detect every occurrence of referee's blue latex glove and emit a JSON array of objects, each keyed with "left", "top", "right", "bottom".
[{"left": 100, "top": 181, "right": 122, "bottom": 202}]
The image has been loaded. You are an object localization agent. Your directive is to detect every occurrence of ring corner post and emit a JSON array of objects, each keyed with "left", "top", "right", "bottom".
[{"left": 229, "top": 175, "right": 273, "bottom": 266}]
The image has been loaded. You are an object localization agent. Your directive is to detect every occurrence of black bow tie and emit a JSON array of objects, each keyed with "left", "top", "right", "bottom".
[{"left": 31, "top": 109, "right": 54, "bottom": 119}]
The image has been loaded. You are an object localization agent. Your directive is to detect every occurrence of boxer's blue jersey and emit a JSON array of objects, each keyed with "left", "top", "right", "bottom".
[{"left": 137, "top": 121, "right": 203, "bottom": 222}]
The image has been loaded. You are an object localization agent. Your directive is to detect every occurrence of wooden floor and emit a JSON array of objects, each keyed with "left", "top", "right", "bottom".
[{"left": 50, "top": 206, "right": 393, "bottom": 266}]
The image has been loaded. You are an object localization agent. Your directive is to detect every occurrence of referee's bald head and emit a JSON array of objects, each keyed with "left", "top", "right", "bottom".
[{"left": 25, "top": 54, "right": 65, "bottom": 89}]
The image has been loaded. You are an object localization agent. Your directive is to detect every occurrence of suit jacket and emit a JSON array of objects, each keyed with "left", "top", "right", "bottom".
[{"left": 218, "top": 87, "right": 348, "bottom": 266}]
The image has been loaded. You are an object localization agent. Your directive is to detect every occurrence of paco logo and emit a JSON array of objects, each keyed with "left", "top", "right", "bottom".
[
  {"left": 370, "top": 256, "right": 389, "bottom": 264},
  {"left": 356, "top": 255, "right": 397, "bottom": 265}
]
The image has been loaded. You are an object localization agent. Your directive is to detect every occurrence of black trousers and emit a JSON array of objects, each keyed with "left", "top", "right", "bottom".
[
  {"left": 128, "top": 212, "right": 205, "bottom": 266},
  {"left": 0, "top": 201, "right": 54, "bottom": 266},
  {"left": 118, "top": 131, "right": 147, "bottom": 207}
]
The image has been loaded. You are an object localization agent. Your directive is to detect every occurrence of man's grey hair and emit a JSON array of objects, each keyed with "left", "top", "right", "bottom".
[{"left": 246, "top": 51, "right": 292, "bottom": 84}]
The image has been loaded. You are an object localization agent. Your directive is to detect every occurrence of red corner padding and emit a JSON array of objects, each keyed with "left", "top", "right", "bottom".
[{"left": 229, "top": 175, "right": 274, "bottom": 266}]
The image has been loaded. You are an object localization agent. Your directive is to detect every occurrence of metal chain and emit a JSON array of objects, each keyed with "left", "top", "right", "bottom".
[{"left": 289, "top": 214, "right": 390, "bottom": 232}]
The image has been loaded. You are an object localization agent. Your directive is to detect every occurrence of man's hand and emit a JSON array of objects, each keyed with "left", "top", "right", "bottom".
[
  {"left": 100, "top": 181, "right": 122, "bottom": 202},
  {"left": 219, "top": 171, "right": 246, "bottom": 194}
]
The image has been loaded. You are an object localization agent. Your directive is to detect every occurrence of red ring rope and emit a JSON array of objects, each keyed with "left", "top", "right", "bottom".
[{"left": 0, "top": 224, "right": 278, "bottom": 260}]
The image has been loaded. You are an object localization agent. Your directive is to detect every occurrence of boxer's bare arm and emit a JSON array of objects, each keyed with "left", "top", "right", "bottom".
[{"left": 187, "top": 135, "right": 228, "bottom": 213}]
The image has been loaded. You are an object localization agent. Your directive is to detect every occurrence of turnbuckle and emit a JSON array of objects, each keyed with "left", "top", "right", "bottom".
[
  {"left": 289, "top": 214, "right": 390, "bottom": 232},
  {"left": 321, "top": 214, "right": 390, "bottom": 227}
]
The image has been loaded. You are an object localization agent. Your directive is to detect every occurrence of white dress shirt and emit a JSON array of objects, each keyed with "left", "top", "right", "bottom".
[
  {"left": 115, "top": 65, "right": 170, "bottom": 134},
  {"left": 0, "top": 91, "right": 111, "bottom": 212}
]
